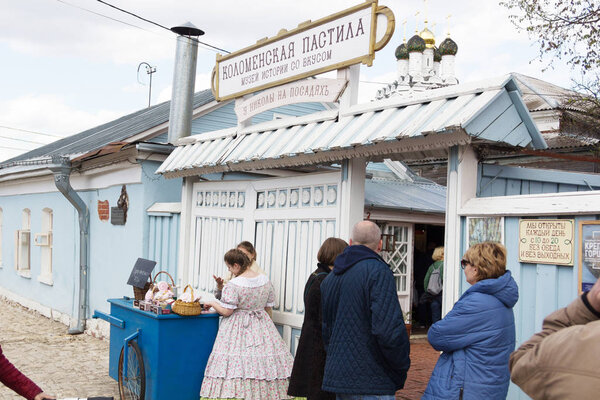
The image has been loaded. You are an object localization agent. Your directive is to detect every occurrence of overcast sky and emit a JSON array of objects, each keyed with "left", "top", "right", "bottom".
[{"left": 0, "top": 0, "right": 574, "bottom": 161}]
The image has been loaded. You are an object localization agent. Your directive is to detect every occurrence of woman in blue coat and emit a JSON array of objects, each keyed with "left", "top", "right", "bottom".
[{"left": 422, "top": 242, "right": 518, "bottom": 400}]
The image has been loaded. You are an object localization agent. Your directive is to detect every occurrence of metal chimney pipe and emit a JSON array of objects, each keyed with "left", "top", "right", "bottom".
[{"left": 168, "top": 22, "right": 204, "bottom": 144}]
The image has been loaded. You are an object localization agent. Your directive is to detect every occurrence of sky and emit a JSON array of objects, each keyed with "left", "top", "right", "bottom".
[{"left": 0, "top": 0, "right": 576, "bottom": 161}]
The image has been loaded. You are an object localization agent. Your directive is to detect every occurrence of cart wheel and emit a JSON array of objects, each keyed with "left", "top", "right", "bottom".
[{"left": 118, "top": 341, "right": 145, "bottom": 400}]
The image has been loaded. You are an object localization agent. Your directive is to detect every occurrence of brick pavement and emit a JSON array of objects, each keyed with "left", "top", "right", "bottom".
[
  {"left": 396, "top": 338, "right": 440, "bottom": 400},
  {"left": 0, "top": 297, "right": 439, "bottom": 400},
  {"left": 0, "top": 298, "right": 119, "bottom": 400}
]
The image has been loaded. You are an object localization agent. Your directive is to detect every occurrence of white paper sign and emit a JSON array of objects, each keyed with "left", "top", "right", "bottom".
[{"left": 234, "top": 78, "right": 347, "bottom": 122}]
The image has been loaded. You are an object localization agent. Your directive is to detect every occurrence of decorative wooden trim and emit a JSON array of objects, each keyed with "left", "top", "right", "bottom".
[{"left": 460, "top": 191, "right": 600, "bottom": 216}]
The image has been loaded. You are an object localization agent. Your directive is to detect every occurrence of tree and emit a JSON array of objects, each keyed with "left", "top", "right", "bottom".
[
  {"left": 501, "top": 0, "right": 600, "bottom": 71},
  {"left": 502, "top": 0, "right": 600, "bottom": 138}
]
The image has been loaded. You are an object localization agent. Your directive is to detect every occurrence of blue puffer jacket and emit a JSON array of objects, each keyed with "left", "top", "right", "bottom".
[
  {"left": 422, "top": 270, "right": 518, "bottom": 400},
  {"left": 320, "top": 245, "right": 410, "bottom": 395}
]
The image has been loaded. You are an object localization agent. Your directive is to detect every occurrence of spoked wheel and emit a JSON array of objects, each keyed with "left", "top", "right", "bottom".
[{"left": 118, "top": 340, "right": 146, "bottom": 400}]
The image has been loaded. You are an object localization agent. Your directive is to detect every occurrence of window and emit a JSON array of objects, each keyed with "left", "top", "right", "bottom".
[
  {"left": 16, "top": 209, "right": 31, "bottom": 276},
  {"left": 36, "top": 208, "right": 53, "bottom": 285}
]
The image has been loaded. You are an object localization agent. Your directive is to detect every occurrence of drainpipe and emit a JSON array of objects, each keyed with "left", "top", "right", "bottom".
[
  {"left": 168, "top": 22, "right": 204, "bottom": 144},
  {"left": 48, "top": 157, "right": 89, "bottom": 335}
]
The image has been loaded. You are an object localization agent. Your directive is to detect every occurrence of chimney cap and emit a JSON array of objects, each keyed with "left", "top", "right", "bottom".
[{"left": 171, "top": 22, "right": 204, "bottom": 37}]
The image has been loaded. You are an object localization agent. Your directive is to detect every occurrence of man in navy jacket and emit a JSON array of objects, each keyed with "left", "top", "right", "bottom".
[{"left": 321, "top": 220, "right": 411, "bottom": 399}]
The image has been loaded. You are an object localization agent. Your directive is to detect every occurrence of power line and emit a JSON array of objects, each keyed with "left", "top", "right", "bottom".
[
  {"left": 96, "top": 0, "right": 231, "bottom": 54},
  {"left": 0, "top": 135, "right": 50, "bottom": 145},
  {"left": 0, "top": 125, "right": 63, "bottom": 137},
  {"left": 55, "top": 0, "right": 155, "bottom": 34},
  {"left": 0, "top": 144, "right": 34, "bottom": 151}
]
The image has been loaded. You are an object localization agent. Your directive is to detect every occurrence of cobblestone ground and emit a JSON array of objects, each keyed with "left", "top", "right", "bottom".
[
  {"left": 0, "top": 298, "right": 119, "bottom": 400},
  {"left": 0, "top": 297, "right": 438, "bottom": 400}
]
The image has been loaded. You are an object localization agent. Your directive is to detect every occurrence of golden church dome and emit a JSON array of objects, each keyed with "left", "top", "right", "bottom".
[{"left": 419, "top": 27, "right": 435, "bottom": 48}]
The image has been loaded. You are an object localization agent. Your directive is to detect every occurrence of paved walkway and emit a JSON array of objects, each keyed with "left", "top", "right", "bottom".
[
  {"left": 397, "top": 338, "right": 440, "bottom": 399},
  {"left": 0, "top": 298, "right": 119, "bottom": 399},
  {"left": 0, "top": 298, "right": 438, "bottom": 400}
]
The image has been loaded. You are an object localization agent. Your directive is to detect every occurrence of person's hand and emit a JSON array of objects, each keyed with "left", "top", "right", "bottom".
[
  {"left": 395, "top": 389, "right": 403, "bottom": 400},
  {"left": 213, "top": 275, "right": 224, "bottom": 290},
  {"left": 34, "top": 393, "right": 55, "bottom": 400},
  {"left": 587, "top": 278, "right": 600, "bottom": 313},
  {"left": 203, "top": 301, "right": 215, "bottom": 311}
]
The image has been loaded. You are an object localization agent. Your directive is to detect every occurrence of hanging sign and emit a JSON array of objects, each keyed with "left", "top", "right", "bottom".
[
  {"left": 579, "top": 220, "right": 600, "bottom": 293},
  {"left": 234, "top": 78, "right": 347, "bottom": 122},
  {"left": 518, "top": 219, "right": 574, "bottom": 265},
  {"left": 212, "top": 0, "right": 395, "bottom": 101}
]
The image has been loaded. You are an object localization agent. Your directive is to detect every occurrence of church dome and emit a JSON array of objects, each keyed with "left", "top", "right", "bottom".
[
  {"left": 433, "top": 46, "right": 442, "bottom": 62},
  {"left": 395, "top": 43, "right": 409, "bottom": 60},
  {"left": 439, "top": 37, "right": 458, "bottom": 56},
  {"left": 407, "top": 34, "right": 426, "bottom": 53},
  {"left": 419, "top": 27, "right": 435, "bottom": 48}
]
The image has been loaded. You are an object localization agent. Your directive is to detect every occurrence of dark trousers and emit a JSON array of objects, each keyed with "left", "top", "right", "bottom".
[{"left": 431, "top": 295, "right": 442, "bottom": 323}]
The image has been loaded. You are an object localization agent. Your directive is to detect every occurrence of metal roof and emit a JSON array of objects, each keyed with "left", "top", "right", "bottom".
[
  {"left": 365, "top": 179, "right": 446, "bottom": 213},
  {"left": 1, "top": 90, "right": 215, "bottom": 166},
  {"left": 157, "top": 74, "right": 547, "bottom": 178},
  {"left": 512, "top": 72, "right": 579, "bottom": 112}
]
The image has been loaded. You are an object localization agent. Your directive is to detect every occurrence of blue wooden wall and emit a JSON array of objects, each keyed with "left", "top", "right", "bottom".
[
  {"left": 478, "top": 164, "right": 600, "bottom": 196},
  {"left": 469, "top": 163, "right": 600, "bottom": 399},
  {"left": 147, "top": 213, "right": 180, "bottom": 283}
]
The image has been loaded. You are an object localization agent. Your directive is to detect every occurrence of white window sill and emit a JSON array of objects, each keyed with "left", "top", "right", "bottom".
[
  {"left": 38, "top": 274, "right": 54, "bottom": 286},
  {"left": 17, "top": 270, "right": 32, "bottom": 279}
]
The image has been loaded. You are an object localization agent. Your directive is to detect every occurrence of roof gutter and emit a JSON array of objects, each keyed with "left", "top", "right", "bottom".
[{"left": 48, "top": 157, "right": 89, "bottom": 335}]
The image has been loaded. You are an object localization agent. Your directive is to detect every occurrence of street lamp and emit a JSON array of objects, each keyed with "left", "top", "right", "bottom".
[{"left": 137, "top": 62, "right": 157, "bottom": 108}]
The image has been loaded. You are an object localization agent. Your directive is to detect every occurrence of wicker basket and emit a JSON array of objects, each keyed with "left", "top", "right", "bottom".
[
  {"left": 133, "top": 279, "right": 152, "bottom": 300},
  {"left": 172, "top": 285, "right": 202, "bottom": 316},
  {"left": 144, "top": 271, "right": 176, "bottom": 301}
]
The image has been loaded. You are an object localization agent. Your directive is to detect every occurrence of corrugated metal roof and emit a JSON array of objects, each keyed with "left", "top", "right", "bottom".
[
  {"left": 1, "top": 90, "right": 215, "bottom": 165},
  {"left": 158, "top": 74, "right": 547, "bottom": 178},
  {"left": 365, "top": 179, "right": 446, "bottom": 213},
  {"left": 542, "top": 132, "right": 600, "bottom": 149},
  {"left": 512, "top": 72, "right": 579, "bottom": 112}
]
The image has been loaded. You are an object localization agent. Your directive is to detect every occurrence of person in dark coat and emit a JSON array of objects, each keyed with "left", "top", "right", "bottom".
[
  {"left": 320, "top": 221, "right": 410, "bottom": 400},
  {"left": 422, "top": 241, "right": 518, "bottom": 400},
  {"left": 288, "top": 237, "right": 348, "bottom": 400},
  {"left": 0, "top": 344, "right": 54, "bottom": 400}
]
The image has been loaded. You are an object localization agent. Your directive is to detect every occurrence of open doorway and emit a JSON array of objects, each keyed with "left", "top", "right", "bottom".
[{"left": 412, "top": 224, "right": 445, "bottom": 332}]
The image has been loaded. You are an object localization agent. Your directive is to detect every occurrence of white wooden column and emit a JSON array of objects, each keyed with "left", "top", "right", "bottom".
[
  {"left": 336, "top": 64, "right": 365, "bottom": 241},
  {"left": 178, "top": 176, "right": 198, "bottom": 286},
  {"left": 339, "top": 158, "right": 366, "bottom": 241},
  {"left": 443, "top": 145, "right": 477, "bottom": 315}
]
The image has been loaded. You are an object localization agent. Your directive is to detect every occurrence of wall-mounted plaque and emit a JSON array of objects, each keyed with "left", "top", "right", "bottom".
[
  {"left": 518, "top": 219, "right": 574, "bottom": 266},
  {"left": 111, "top": 207, "right": 125, "bottom": 225}
]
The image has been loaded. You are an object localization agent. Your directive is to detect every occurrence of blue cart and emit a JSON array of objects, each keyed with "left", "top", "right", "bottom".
[{"left": 93, "top": 298, "right": 219, "bottom": 400}]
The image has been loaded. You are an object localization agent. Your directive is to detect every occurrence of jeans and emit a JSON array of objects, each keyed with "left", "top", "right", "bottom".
[
  {"left": 431, "top": 295, "right": 442, "bottom": 323},
  {"left": 336, "top": 395, "right": 395, "bottom": 400}
]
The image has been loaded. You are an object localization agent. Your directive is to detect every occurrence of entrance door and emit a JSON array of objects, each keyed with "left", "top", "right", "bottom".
[{"left": 382, "top": 223, "right": 413, "bottom": 314}]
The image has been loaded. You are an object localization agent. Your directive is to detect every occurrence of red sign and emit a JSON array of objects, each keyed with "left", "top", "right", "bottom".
[{"left": 98, "top": 200, "right": 109, "bottom": 221}]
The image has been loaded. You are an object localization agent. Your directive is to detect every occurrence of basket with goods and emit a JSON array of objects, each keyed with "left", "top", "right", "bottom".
[
  {"left": 172, "top": 284, "right": 203, "bottom": 316},
  {"left": 145, "top": 271, "right": 176, "bottom": 306},
  {"left": 133, "top": 278, "right": 152, "bottom": 300}
]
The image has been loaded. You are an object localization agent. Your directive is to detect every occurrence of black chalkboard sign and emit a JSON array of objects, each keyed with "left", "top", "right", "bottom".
[{"left": 127, "top": 258, "right": 157, "bottom": 288}]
